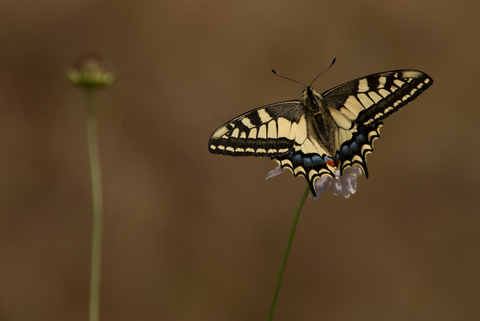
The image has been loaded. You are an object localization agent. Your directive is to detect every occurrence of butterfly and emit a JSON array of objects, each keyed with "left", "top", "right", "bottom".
[{"left": 208, "top": 65, "right": 433, "bottom": 196}]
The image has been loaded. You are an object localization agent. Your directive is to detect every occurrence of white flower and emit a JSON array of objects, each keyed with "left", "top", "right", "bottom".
[{"left": 266, "top": 165, "right": 362, "bottom": 200}]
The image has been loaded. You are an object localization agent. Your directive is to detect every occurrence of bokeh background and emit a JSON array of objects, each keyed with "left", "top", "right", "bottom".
[{"left": 1, "top": 0, "right": 479, "bottom": 320}]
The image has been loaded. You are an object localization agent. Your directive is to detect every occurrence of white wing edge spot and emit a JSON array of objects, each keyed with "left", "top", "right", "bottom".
[
  {"left": 281, "top": 158, "right": 293, "bottom": 167},
  {"left": 294, "top": 166, "right": 306, "bottom": 175},
  {"left": 308, "top": 170, "right": 319, "bottom": 181},
  {"left": 367, "top": 130, "right": 379, "bottom": 140}
]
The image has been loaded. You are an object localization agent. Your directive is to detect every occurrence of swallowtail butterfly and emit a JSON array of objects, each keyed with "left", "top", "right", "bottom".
[{"left": 208, "top": 67, "right": 433, "bottom": 196}]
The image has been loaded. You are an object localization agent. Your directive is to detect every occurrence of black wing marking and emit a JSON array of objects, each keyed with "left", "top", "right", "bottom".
[{"left": 209, "top": 101, "right": 305, "bottom": 157}]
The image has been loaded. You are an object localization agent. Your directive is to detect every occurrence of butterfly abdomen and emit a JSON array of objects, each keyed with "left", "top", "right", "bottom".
[{"left": 304, "top": 87, "right": 341, "bottom": 156}]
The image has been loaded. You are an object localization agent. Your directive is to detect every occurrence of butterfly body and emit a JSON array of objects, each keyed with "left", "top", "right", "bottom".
[
  {"left": 209, "top": 69, "right": 433, "bottom": 196},
  {"left": 304, "top": 87, "right": 346, "bottom": 156}
]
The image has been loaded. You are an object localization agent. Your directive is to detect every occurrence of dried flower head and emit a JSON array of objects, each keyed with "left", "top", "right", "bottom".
[{"left": 67, "top": 54, "right": 114, "bottom": 90}]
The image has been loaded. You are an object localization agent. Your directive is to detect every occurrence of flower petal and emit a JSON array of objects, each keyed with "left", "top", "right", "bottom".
[
  {"left": 329, "top": 169, "right": 343, "bottom": 196},
  {"left": 313, "top": 165, "right": 363, "bottom": 200},
  {"left": 266, "top": 166, "right": 287, "bottom": 180},
  {"left": 310, "top": 176, "right": 331, "bottom": 200},
  {"left": 267, "top": 164, "right": 364, "bottom": 200}
]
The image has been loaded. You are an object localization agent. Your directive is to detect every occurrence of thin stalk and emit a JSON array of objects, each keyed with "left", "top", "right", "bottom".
[
  {"left": 268, "top": 185, "right": 310, "bottom": 321},
  {"left": 85, "top": 89, "right": 104, "bottom": 321}
]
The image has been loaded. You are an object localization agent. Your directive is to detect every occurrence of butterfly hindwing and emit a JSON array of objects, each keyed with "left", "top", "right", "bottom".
[
  {"left": 209, "top": 101, "right": 306, "bottom": 157},
  {"left": 272, "top": 122, "right": 383, "bottom": 194}
]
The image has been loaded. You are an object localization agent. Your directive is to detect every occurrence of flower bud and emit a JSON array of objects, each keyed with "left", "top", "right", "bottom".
[{"left": 67, "top": 54, "right": 114, "bottom": 90}]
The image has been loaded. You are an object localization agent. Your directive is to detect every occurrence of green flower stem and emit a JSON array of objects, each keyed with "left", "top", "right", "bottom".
[
  {"left": 268, "top": 185, "right": 310, "bottom": 321},
  {"left": 85, "top": 89, "right": 104, "bottom": 321}
]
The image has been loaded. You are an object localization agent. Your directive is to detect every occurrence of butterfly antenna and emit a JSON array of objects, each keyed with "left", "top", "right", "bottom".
[
  {"left": 271, "top": 69, "right": 307, "bottom": 88},
  {"left": 309, "top": 58, "right": 336, "bottom": 87}
]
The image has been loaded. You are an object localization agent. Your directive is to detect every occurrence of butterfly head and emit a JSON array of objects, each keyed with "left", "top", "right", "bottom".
[{"left": 303, "top": 86, "right": 323, "bottom": 112}]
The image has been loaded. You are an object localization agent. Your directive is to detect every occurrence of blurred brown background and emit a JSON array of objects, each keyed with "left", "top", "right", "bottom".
[{"left": 0, "top": 0, "right": 479, "bottom": 320}]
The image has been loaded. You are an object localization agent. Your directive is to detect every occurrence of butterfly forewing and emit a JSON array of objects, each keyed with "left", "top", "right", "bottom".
[
  {"left": 209, "top": 101, "right": 305, "bottom": 157},
  {"left": 323, "top": 70, "right": 433, "bottom": 126}
]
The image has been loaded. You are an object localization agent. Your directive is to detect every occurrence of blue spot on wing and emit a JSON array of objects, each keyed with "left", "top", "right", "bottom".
[
  {"left": 340, "top": 145, "right": 349, "bottom": 157},
  {"left": 293, "top": 154, "right": 302, "bottom": 163},
  {"left": 350, "top": 141, "right": 358, "bottom": 152},
  {"left": 356, "top": 134, "right": 365, "bottom": 144},
  {"left": 311, "top": 155, "right": 325, "bottom": 166},
  {"left": 303, "top": 157, "right": 313, "bottom": 167}
]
